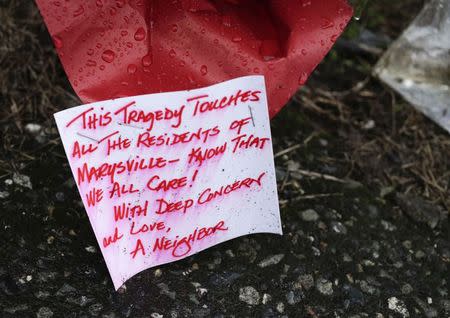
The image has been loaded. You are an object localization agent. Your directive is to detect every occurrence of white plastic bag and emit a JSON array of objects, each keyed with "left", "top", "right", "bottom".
[{"left": 375, "top": 0, "right": 450, "bottom": 133}]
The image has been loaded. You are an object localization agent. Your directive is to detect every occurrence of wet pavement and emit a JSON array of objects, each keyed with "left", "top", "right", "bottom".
[{"left": 1, "top": 117, "right": 449, "bottom": 318}]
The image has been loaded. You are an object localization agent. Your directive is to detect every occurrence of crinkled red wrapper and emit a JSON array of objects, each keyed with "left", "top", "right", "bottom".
[{"left": 36, "top": 0, "right": 352, "bottom": 117}]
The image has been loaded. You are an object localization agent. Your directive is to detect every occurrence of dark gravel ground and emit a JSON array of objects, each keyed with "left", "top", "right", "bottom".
[
  {"left": 1, "top": 0, "right": 449, "bottom": 317},
  {"left": 0, "top": 117, "right": 449, "bottom": 317}
]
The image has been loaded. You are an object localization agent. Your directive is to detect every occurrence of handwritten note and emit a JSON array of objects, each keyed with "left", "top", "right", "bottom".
[{"left": 55, "top": 76, "right": 282, "bottom": 290}]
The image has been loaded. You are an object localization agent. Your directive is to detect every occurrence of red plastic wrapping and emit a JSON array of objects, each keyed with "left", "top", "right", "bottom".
[{"left": 36, "top": 0, "right": 352, "bottom": 117}]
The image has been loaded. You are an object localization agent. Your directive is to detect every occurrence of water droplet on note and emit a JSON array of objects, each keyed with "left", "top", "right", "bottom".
[
  {"left": 200, "top": 65, "right": 208, "bottom": 76},
  {"left": 127, "top": 64, "right": 137, "bottom": 74},
  {"left": 52, "top": 36, "right": 63, "bottom": 49},
  {"left": 101, "top": 50, "right": 115, "bottom": 63},
  {"left": 134, "top": 27, "right": 146, "bottom": 41}
]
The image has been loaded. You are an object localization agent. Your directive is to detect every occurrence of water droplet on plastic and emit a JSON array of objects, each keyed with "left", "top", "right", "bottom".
[
  {"left": 121, "top": 30, "right": 128, "bottom": 36},
  {"left": 73, "top": 5, "right": 84, "bottom": 17},
  {"left": 320, "top": 17, "right": 334, "bottom": 29},
  {"left": 87, "top": 48, "right": 94, "bottom": 56},
  {"left": 101, "top": 50, "right": 115, "bottom": 63},
  {"left": 99, "top": 65, "right": 105, "bottom": 71},
  {"left": 96, "top": 0, "right": 103, "bottom": 7},
  {"left": 179, "top": 61, "right": 185, "bottom": 67},
  {"left": 171, "top": 24, "right": 178, "bottom": 32},
  {"left": 86, "top": 60, "right": 97, "bottom": 67},
  {"left": 169, "top": 49, "right": 176, "bottom": 58},
  {"left": 253, "top": 67, "right": 260, "bottom": 73},
  {"left": 116, "top": 0, "right": 125, "bottom": 8},
  {"left": 52, "top": 35, "right": 63, "bottom": 49},
  {"left": 330, "top": 34, "right": 338, "bottom": 42},
  {"left": 302, "top": 0, "right": 311, "bottom": 6},
  {"left": 200, "top": 65, "right": 208, "bottom": 76},
  {"left": 134, "top": 28, "right": 146, "bottom": 41},
  {"left": 141, "top": 53, "right": 153, "bottom": 67},
  {"left": 222, "top": 15, "right": 232, "bottom": 27},
  {"left": 298, "top": 72, "right": 308, "bottom": 85},
  {"left": 232, "top": 36, "right": 242, "bottom": 43},
  {"left": 301, "top": 49, "right": 307, "bottom": 56}
]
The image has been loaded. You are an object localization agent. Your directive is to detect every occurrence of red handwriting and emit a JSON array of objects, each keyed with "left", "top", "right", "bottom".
[
  {"left": 72, "top": 141, "right": 98, "bottom": 159},
  {"left": 113, "top": 201, "right": 148, "bottom": 222},
  {"left": 146, "top": 175, "right": 188, "bottom": 192},
  {"left": 103, "top": 227, "right": 123, "bottom": 248},
  {"left": 85, "top": 187, "right": 103, "bottom": 207},
  {"left": 130, "top": 239, "right": 145, "bottom": 259},
  {"left": 231, "top": 134, "right": 270, "bottom": 153},
  {"left": 129, "top": 220, "right": 166, "bottom": 235},
  {"left": 109, "top": 182, "right": 139, "bottom": 199},
  {"left": 66, "top": 107, "right": 112, "bottom": 129},
  {"left": 107, "top": 135, "right": 130, "bottom": 156},
  {"left": 98, "top": 131, "right": 119, "bottom": 144},
  {"left": 229, "top": 117, "right": 252, "bottom": 135},
  {"left": 198, "top": 172, "right": 266, "bottom": 205},
  {"left": 188, "top": 142, "right": 227, "bottom": 167},
  {"left": 76, "top": 156, "right": 177, "bottom": 185},
  {"left": 152, "top": 220, "right": 228, "bottom": 258},
  {"left": 71, "top": 131, "right": 119, "bottom": 159},
  {"left": 114, "top": 101, "right": 185, "bottom": 131},
  {"left": 136, "top": 126, "right": 220, "bottom": 148},
  {"left": 190, "top": 89, "right": 261, "bottom": 116},
  {"left": 155, "top": 198, "right": 194, "bottom": 215}
]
